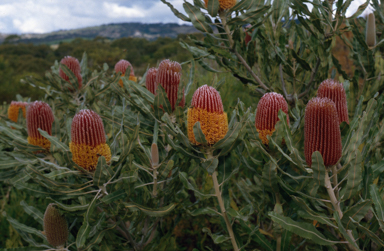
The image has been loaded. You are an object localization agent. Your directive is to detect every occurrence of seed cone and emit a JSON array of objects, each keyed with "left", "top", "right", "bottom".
[
  {"left": 304, "top": 97, "right": 342, "bottom": 167},
  {"left": 44, "top": 203, "right": 68, "bottom": 248},
  {"left": 27, "top": 101, "right": 54, "bottom": 150},
  {"left": 204, "top": 0, "right": 236, "bottom": 10},
  {"left": 366, "top": 13, "right": 376, "bottom": 47},
  {"left": 115, "top": 59, "right": 137, "bottom": 87},
  {"left": 8, "top": 101, "right": 28, "bottom": 123},
  {"left": 146, "top": 67, "right": 158, "bottom": 94},
  {"left": 317, "top": 79, "right": 349, "bottom": 124},
  {"left": 69, "top": 109, "right": 111, "bottom": 171},
  {"left": 156, "top": 59, "right": 185, "bottom": 111},
  {"left": 188, "top": 85, "right": 228, "bottom": 145},
  {"left": 59, "top": 56, "right": 83, "bottom": 90},
  {"left": 255, "top": 92, "right": 289, "bottom": 145}
]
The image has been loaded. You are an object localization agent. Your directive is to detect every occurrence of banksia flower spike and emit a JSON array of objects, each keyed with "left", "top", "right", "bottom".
[
  {"left": 304, "top": 97, "right": 342, "bottom": 167},
  {"left": 115, "top": 59, "right": 137, "bottom": 87},
  {"left": 8, "top": 101, "right": 28, "bottom": 122},
  {"left": 255, "top": 92, "right": 289, "bottom": 145},
  {"left": 366, "top": 12, "right": 376, "bottom": 47},
  {"left": 204, "top": 0, "right": 236, "bottom": 10},
  {"left": 59, "top": 56, "right": 83, "bottom": 90},
  {"left": 69, "top": 109, "right": 111, "bottom": 171},
  {"left": 188, "top": 85, "right": 228, "bottom": 145},
  {"left": 146, "top": 67, "right": 158, "bottom": 94},
  {"left": 317, "top": 79, "right": 349, "bottom": 124},
  {"left": 44, "top": 204, "right": 68, "bottom": 248},
  {"left": 156, "top": 59, "right": 185, "bottom": 111},
  {"left": 27, "top": 101, "right": 54, "bottom": 150}
]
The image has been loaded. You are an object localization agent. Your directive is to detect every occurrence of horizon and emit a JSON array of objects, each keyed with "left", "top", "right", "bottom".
[{"left": 0, "top": 0, "right": 371, "bottom": 35}]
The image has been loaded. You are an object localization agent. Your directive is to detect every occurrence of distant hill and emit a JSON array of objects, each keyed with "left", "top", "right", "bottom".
[{"left": 0, "top": 23, "right": 200, "bottom": 45}]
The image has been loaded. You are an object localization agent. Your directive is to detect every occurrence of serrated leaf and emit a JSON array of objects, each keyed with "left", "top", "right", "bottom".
[
  {"left": 342, "top": 199, "right": 372, "bottom": 229},
  {"left": 350, "top": 217, "right": 384, "bottom": 247},
  {"left": 206, "top": 0, "right": 219, "bottom": 17},
  {"left": 38, "top": 129, "right": 69, "bottom": 152},
  {"left": 340, "top": 150, "right": 362, "bottom": 201},
  {"left": 202, "top": 157, "right": 218, "bottom": 174},
  {"left": 179, "top": 172, "right": 214, "bottom": 198},
  {"left": 333, "top": 212, "right": 360, "bottom": 250},
  {"left": 154, "top": 85, "right": 172, "bottom": 119},
  {"left": 202, "top": 227, "right": 230, "bottom": 244},
  {"left": 161, "top": 0, "right": 191, "bottom": 21},
  {"left": 193, "top": 121, "right": 208, "bottom": 144},
  {"left": 20, "top": 201, "right": 44, "bottom": 225},
  {"left": 101, "top": 190, "right": 126, "bottom": 204},
  {"left": 183, "top": 2, "right": 213, "bottom": 33},
  {"left": 311, "top": 151, "right": 326, "bottom": 187},
  {"left": 124, "top": 202, "right": 176, "bottom": 217}
]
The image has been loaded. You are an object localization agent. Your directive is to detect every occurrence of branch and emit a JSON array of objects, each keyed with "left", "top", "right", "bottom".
[
  {"left": 279, "top": 64, "right": 293, "bottom": 103},
  {"left": 298, "top": 58, "right": 321, "bottom": 99}
]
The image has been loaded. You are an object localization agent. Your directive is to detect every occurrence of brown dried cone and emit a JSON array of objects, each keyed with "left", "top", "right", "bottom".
[
  {"left": 304, "top": 97, "right": 342, "bottom": 167},
  {"left": 366, "top": 12, "right": 376, "bottom": 47},
  {"left": 44, "top": 204, "right": 68, "bottom": 248},
  {"left": 317, "top": 79, "right": 349, "bottom": 124},
  {"left": 204, "top": 0, "right": 236, "bottom": 10}
]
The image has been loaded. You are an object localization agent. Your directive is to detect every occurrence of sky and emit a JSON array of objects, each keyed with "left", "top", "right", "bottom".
[{"left": 0, "top": 0, "right": 372, "bottom": 34}]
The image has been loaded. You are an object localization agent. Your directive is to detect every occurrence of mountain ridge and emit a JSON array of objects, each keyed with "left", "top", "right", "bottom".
[{"left": 0, "top": 22, "right": 200, "bottom": 44}]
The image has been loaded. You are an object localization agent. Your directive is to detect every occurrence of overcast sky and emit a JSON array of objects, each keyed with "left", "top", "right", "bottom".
[{"left": 0, "top": 0, "right": 372, "bottom": 34}]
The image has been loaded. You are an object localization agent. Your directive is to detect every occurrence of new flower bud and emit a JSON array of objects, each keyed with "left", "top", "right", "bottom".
[
  {"left": 304, "top": 97, "right": 342, "bottom": 167},
  {"left": 156, "top": 59, "right": 185, "bottom": 111},
  {"left": 187, "top": 85, "right": 228, "bottom": 145},
  {"left": 59, "top": 56, "right": 83, "bottom": 90},
  {"left": 204, "top": 0, "right": 236, "bottom": 10},
  {"left": 146, "top": 67, "right": 158, "bottom": 94},
  {"left": 115, "top": 59, "right": 137, "bottom": 87},
  {"left": 69, "top": 109, "right": 111, "bottom": 171},
  {"left": 44, "top": 204, "right": 68, "bottom": 248},
  {"left": 255, "top": 92, "right": 289, "bottom": 145},
  {"left": 366, "top": 12, "right": 376, "bottom": 47},
  {"left": 317, "top": 79, "right": 349, "bottom": 125},
  {"left": 8, "top": 101, "right": 28, "bottom": 123},
  {"left": 26, "top": 101, "right": 54, "bottom": 150}
]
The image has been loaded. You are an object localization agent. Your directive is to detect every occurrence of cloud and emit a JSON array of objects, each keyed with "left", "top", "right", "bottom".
[{"left": 103, "top": 3, "right": 145, "bottom": 18}]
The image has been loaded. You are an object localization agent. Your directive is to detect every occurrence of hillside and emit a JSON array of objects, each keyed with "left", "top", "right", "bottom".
[{"left": 0, "top": 22, "right": 199, "bottom": 44}]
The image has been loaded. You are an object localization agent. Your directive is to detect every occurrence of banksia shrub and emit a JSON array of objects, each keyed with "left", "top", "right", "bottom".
[
  {"left": 244, "top": 24, "right": 252, "bottom": 46},
  {"left": 8, "top": 101, "right": 28, "bottom": 122},
  {"left": 204, "top": 0, "right": 236, "bottom": 10},
  {"left": 146, "top": 67, "right": 158, "bottom": 94},
  {"left": 304, "top": 97, "right": 342, "bottom": 167},
  {"left": 317, "top": 79, "right": 349, "bottom": 124},
  {"left": 255, "top": 92, "right": 289, "bottom": 145},
  {"left": 44, "top": 204, "right": 68, "bottom": 248},
  {"left": 59, "top": 56, "right": 83, "bottom": 90},
  {"left": 188, "top": 85, "right": 228, "bottom": 145},
  {"left": 69, "top": 109, "right": 111, "bottom": 171},
  {"left": 366, "top": 12, "right": 376, "bottom": 47},
  {"left": 156, "top": 59, "right": 185, "bottom": 111},
  {"left": 26, "top": 101, "right": 54, "bottom": 150},
  {"left": 115, "top": 59, "right": 137, "bottom": 87}
]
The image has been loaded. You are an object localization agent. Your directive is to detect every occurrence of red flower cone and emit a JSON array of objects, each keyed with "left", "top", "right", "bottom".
[
  {"left": 145, "top": 67, "right": 158, "bottom": 94},
  {"left": 27, "top": 101, "right": 54, "bottom": 150},
  {"left": 317, "top": 79, "right": 349, "bottom": 125},
  {"left": 187, "top": 85, "right": 228, "bottom": 145},
  {"left": 304, "top": 97, "right": 342, "bottom": 167},
  {"left": 59, "top": 56, "right": 83, "bottom": 90},
  {"left": 255, "top": 92, "right": 289, "bottom": 145},
  {"left": 156, "top": 59, "right": 185, "bottom": 111},
  {"left": 69, "top": 109, "right": 111, "bottom": 171},
  {"left": 115, "top": 59, "right": 137, "bottom": 87}
]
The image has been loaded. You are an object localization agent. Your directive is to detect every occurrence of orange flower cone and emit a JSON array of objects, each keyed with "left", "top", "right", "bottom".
[
  {"left": 27, "top": 101, "right": 54, "bottom": 150},
  {"left": 59, "top": 56, "right": 83, "bottom": 90},
  {"left": 115, "top": 59, "right": 137, "bottom": 87},
  {"left": 187, "top": 85, "right": 228, "bottom": 145},
  {"left": 156, "top": 59, "right": 185, "bottom": 111},
  {"left": 304, "top": 97, "right": 342, "bottom": 167},
  {"left": 255, "top": 92, "right": 289, "bottom": 145},
  {"left": 69, "top": 109, "right": 111, "bottom": 171},
  {"left": 204, "top": 0, "right": 236, "bottom": 10},
  {"left": 8, "top": 101, "right": 28, "bottom": 123},
  {"left": 44, "top": 204, "right": 68, "bottom": 248},
  {"left": 145, "top": 67, "right": 158, "bottom": 94},
  {"left": 317, "top": 79, "right": 349, "bottom": 125}
]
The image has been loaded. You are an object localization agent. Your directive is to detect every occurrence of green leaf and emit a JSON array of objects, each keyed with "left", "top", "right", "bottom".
[
  {"left": 124, "top": 202, "right": 176, "bottom": 217},
  {"left": 47, "top": 197, "right": 89, "bottom": 212},
  {"left": 370, "top": 184, "right": 384, "bottom": 225},
  {"left": 183, "top": 2, "right": 213, "bottom": 33},
  {"left": 206, "top": 0, "right": 219, "bottom": 17},
  {"left": 350, "top": 217, "right": 384, "bottom": 247},
  {"left": 333, "top": 212, "right": 360, "bottom": 250},
  {"left": 76, "top": 222, "right": 91, "bottom": 248},
  {"left": 185, "top": 59, "right": 195, "bottom": 96},
  {"left": 179, "top": 172, "right": 213, "bottom": 198},
  {"left": 202, "top": 227, "right": 230, "bottom": 244},
  {"left": 262, "top": 161, "right": 279, "bottom": 193},
  {"left": 159, "top": 160, "right": 174, "bottom": 179},
  {"left": 311, "top": 152, "right": 326, "bottom": 187},
  {"left": 20, "top": 201, "right": 44, "bottom": 225},
  {"left": 342, "top": 199, "right": 372, "bottom": 229},
  {"left": 340, "top": 150, "right": 362, "bottom": 201},
  {"left": 161, "top": 0, "right": 191, "bottom": 21},
  {"left": 347, "top": 0, "right": 369, "bottom": 19},
  {"left": 193, "top": 122, "right": 208, "bottom": 144},
  {"left": 189, "top": 207, "right": 220, "bottom": 216},
  {"left": 101, "top": 190, "right": 126, "bottom": 204},
  {"left": 93, "top": 156, "right": 113, "bottom": 186},
  {"left": 202, "top": 158, "right": 218, "bottom": 174},
  {"left": 3, "top": 212, "right": 46, "bottom": 240},
  {"left": 154, "top": 85, "right": 172, "bottom": 119},
  {"left": 229, "top": 5, "right": 271, "bottom": 24},
  {"left": 38, "top": 129, "right": 69, "bottom": 152},
  {"left": 269, "top": 212, "right": 342, "bottom": 246}
]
